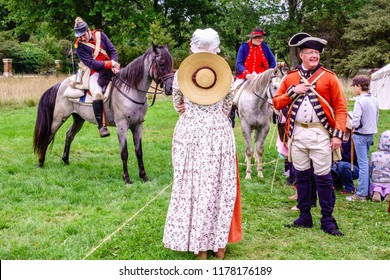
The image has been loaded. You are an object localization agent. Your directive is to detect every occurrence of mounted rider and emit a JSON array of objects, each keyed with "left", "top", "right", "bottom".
[
  {"left": 73, "top": 17, "right": 120, "bottom": 137},
  {"left": 230, "top": 27, "right": 276, "bottom": 127}
]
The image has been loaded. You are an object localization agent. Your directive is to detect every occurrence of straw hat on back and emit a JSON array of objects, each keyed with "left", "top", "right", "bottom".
[
  {"left": 178, "top": 28, "right": 232, "bottom": 105},
  {"left": 178, "top": 53, "right": 232, "bottom": 105}
]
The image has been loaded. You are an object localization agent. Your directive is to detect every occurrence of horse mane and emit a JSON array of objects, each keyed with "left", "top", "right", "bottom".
[
  {"left": 115, "top": 45, "right": 173, "bottom": 89},
  {"left": 243, "top": 68, "right": 276, "bottom": 93},
  {"left": 116, "top": 50, "right": 149, "bottom": 89}
]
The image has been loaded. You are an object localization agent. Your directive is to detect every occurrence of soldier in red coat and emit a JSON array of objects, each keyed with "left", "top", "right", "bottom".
[{"left": 273, "top": 33, "right": 347, "bottom": 236}]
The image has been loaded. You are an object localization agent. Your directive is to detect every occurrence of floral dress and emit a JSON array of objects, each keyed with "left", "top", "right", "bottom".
[{"left": 163, "top": 72, "right": 237, "bottom": 255}]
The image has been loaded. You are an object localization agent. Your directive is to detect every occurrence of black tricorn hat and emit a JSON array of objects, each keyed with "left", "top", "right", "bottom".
[{"left": 288, "top": 32, "right": 327, "bottom": 52}]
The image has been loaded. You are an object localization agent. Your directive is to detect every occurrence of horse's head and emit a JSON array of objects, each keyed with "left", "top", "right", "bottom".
[
  {"left": 151, "top": 43, "right": 174, "bottom": 95},
  {"left": 245, "top": 67, "right": 276, "bottom": 94},
  {"left": 269, "top": 68, "right": 283, "bottom": 99}
]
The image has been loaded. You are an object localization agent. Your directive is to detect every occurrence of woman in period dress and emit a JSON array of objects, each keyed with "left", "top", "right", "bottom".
[{"left": 163, "top": 28, "right": 240, "bottom": 259}]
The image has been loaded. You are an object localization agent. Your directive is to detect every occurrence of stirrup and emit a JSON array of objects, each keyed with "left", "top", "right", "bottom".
[{"left": 99, "top": 127, "right": 110, "bottom": 138}]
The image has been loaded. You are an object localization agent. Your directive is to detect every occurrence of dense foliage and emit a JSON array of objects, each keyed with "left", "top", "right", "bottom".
[{"left": 1, "top": 0, "right": 390, "bottom": 76}]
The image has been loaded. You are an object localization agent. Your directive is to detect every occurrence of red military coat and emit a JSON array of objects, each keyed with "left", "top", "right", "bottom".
[{"left": 273, "top": 67, "right": 347, "bottom": 139}]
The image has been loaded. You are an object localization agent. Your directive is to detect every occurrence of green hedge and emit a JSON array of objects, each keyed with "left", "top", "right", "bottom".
[{"left": 0, "top": 31, "right": 73, "bottom": 74}]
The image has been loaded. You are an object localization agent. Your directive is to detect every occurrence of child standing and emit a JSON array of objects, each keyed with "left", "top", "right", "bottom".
[{"left": 346, "top": 75, "right": 379, "bottom": 201}]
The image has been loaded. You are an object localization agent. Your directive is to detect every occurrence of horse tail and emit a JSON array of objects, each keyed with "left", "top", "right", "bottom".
[{"left": 33, "top": 83, "right": 60, "bottom": 156}]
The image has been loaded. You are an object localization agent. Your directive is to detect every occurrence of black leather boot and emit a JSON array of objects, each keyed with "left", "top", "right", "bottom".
[
  {"left": 92, "top": 99, "right": 110, "bottom": 138},
  {"left": 315, "top": 173, "right": 343, "bottom": 236},
  {"left": 294, "top": 168, "right": 313, "bottom": 227}
]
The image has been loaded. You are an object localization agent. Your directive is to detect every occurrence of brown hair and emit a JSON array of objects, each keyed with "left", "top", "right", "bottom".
[{"left": 351, "top": 75, "right": 370, "bottom": 91}]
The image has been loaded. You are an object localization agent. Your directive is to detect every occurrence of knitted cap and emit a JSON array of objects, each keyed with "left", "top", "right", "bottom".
[{"left": 74, "top": 17, "right": 88, "bottom": 37}]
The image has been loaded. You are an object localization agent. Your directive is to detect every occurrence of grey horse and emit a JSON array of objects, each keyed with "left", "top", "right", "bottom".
[
  {"left": 33, "top": 44, "right": 174, "bottom": 184},
  {"left": 236, "top": 68, "right": 282, "bottom": 179}
]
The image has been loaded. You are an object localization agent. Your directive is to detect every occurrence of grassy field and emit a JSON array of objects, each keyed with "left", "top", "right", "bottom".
[{"left": 0, "top": 76, "right": 389, "bottom": 260}]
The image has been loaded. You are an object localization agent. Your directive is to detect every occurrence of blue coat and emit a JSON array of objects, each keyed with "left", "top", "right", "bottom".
[{"left": 75, "top": 30, "right": 118, "bottom": 72}]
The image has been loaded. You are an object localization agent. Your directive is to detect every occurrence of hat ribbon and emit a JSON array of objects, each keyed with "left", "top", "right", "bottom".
[{"left": 192, "top": 66, "right": 217, "bottom": 89}]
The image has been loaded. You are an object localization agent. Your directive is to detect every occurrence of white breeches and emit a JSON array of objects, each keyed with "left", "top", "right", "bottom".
[{"left": 89, "top": 72, "right": 103, "bottom": 100}]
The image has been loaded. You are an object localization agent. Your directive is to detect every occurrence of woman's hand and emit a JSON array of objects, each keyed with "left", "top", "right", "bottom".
[{"left": 177, "top": 101, "right": 185, "bottom": 114}]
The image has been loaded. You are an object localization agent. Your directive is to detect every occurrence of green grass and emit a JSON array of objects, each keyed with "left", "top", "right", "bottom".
[{"left": 0, "top": 99, "right": 389, "bottom": 260}]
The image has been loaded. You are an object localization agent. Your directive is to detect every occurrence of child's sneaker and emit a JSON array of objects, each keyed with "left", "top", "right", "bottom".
[
  {"left": 346, "top": 194, "right": 367, "bottom": 201},
  {"left": 372, "top": 191, "right": 381, "bottom": 202}
]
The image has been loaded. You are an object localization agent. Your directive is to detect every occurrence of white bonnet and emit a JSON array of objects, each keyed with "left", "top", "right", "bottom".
[{"left": 190, "top": 28, "right": 221, "bottom": 54}]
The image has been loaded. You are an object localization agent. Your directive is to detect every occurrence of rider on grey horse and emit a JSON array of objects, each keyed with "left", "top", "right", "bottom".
[
  {"left": 230, "top": 27, "right": 276, "bottom": 127},
  {"left": 74, "top": 17, "right": 121, "bottom": 137}
]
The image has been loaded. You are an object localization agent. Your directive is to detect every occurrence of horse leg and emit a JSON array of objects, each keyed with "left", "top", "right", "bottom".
[
  {"left": 38, "top": 135, "right": 54, "bottom": 167},
  {"left": 241, "top": 121, "right": 253, "bottom": 180},
  {"left": 254, "top": 126, "right": 270, "bottom": 178},
  {"left": 62, "top": 114, "right": 85, "bottom": 164},
  {"left": 131, "top": 124, "right": 149, "bottom": 182},
  {"left": 115, "top": 121, "right": 132, "bottom": 184},
  {"left": 37, "top": 113, "right": 71, "bottom": 167}
]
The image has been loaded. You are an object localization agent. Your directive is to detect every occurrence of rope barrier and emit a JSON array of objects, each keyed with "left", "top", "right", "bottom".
[{"left": 83, "top": 183, "right": 172, "bottom": 259}]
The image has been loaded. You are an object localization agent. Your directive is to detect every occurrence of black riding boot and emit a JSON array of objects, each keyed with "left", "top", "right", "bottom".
[
  {"left": 92, "top": 99, "right": 110, "bottom": 138},
  {"left": 315, "top": 173, "right": 343, "bottom": 236},
  {"left": 229, "top": 105, "right": 236, "bottom": 128},
  {"left": 294, "top": 168, "right": 313, "bottom": 228}
]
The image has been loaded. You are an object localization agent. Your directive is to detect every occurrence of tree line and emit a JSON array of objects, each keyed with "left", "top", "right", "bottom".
[{"left": 1, "top": 0, "right": 389, "bottom": 77}]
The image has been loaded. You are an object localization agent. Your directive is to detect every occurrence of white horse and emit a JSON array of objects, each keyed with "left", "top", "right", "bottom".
[{"left": 236, "top": 68, "right": 283, "bottom": 179}]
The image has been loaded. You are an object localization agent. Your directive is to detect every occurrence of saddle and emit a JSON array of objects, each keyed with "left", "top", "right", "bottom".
[
  {"left": 64, "top": 80, "right": 112, "bottom": 104},
  {"left": 232, "top": 81, "right": 246, "bottom": 108}
]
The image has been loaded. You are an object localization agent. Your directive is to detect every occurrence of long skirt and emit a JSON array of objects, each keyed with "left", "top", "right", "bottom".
[{"left": 163, "top": 102, "right": 237, "bottom": 255}]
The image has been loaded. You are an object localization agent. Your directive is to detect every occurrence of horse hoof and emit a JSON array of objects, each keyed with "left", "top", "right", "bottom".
[
  {"left": 258, "top": 172, "right": 264, "bottom": 178},
  {"left": 123, "top": 176, "right": 133, "bottom": 184},
  {"left": 141, "top": 176, "right": 149, "bottom": 182},
  {"left": 245, "top": 174, "right": 252, "bottom": 180}
]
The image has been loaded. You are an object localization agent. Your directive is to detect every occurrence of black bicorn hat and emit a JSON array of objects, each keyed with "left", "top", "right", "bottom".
[{"left": 288, "top": 32, "right": 327, "bottom": 52}]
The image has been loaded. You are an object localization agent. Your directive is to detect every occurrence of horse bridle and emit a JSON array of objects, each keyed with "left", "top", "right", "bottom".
[
  {"left": 111, "top": 53, "right": 173, "bottom": 106},
  {"left": 149, "top": 57, "right": 174, "bottom": 106},
  {"left": 252, "top": 75, "right": 277, "bottom": 107}
]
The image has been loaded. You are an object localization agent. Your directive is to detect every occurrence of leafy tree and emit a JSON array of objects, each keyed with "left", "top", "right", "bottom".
[
  {"left": 12, "top": 42, "right": 51, "bottom": 73},
  {"left": 337, "top": 0, "right": 390, "bottom": 76},
  {"left": 215, "top": 0, "right": 273, "bottom": 68},
  {"left": 1, "top": 0, "right": 387, "bottom": 77},
  {"left": 264, "top": 0, "right": 368, "bottom": 70}
]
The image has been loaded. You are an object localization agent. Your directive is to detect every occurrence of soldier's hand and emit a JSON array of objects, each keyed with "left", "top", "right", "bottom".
[{"left": 294, "top": 83, "right": 311, "bottom": 94}]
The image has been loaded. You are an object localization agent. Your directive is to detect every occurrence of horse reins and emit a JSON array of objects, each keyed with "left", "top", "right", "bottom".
[
  {"left": 252, "top": 76, "right": 276, "bottom": 107},
  {"left": 111, "top": 55, "right": 173, "bottom": 106}
]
